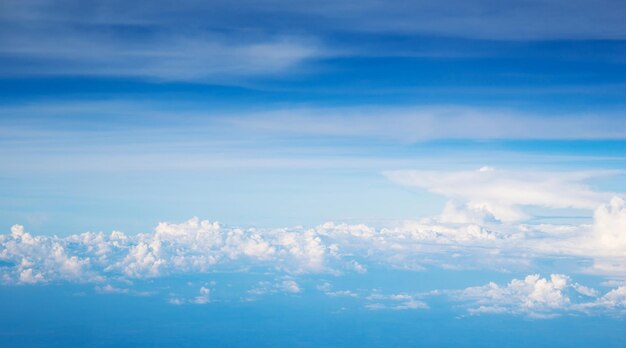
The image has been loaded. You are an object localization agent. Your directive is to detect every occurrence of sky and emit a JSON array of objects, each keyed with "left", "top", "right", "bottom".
[{"left": 1, "top": 0, "right": 626, "bottom": 347}]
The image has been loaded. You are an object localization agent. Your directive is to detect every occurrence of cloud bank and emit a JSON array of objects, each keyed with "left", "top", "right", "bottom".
[{"left": 2, "top": 193, "right": 625, "bottom": 285}]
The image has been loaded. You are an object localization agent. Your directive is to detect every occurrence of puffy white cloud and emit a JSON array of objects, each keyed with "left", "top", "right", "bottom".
[
  {"left": 277, "top": 280, "right": 301, "bottom": 294},
  {"left": 452, "top": 274, "right": 626, "bottom": 318},
  {"left": 4, "top": 219, "right": 626, "bottom": 318},
  {"left": 458, "top": 274, "right": 571, "bottom": 317},
  {"left": 599, "top": 286, "right": 626, "bottom": 308},
  {"left": 592, "top": 197, "right": 626, "bottom": 252},
  {"left": 317, "top": 282, "right": 358, "bottom": 298},
  {"left": 0, "top": 219, "right": 331, "bottom": 284},
  {"left": 535, "top": 197, "right": 626, "bottom": 275},
  {"left": 120, "top": 241, "right": 165, "bottom": 278},
  {"left": 19, "top": 268, "right": 44, "bottom": 284},
  {"left": 1, "top": 224, "right": 98, "bottom": 284}
]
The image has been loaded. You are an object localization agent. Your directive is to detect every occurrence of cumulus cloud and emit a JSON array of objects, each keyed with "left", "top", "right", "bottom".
[
  {"left": 3, "top": 217, "right": 626, "bottom": 318},
  {"left": 456, "top": 274, "right": 572, "bottom": 318},
  {"left": 1, "top": 190, "right": 625, "bottom": 286},
  {"left": 451, "top": 274, "right": 626, "bottom": 318},
  {"left": 1, "top": 225, "right": 101, "bottom": 284},
  {"left": 592, "top": 197, "right": 626, "bottom": 252},
  {"left": 277, "top": 280, "right": 301, "bottom": 294},
  {"left": 382, "top": 168, "right": 624, "bottom": 275},
  {"left": 0, "top": 218, "right": 334, "bottom": 284},
  {"left": 546, "top": 197, "right": 626, "bottom": 275}
]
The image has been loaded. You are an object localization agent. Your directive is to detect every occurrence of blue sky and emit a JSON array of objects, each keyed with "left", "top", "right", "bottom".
[{"left": 1, "top": 1, "right": 626, "bottom": 347}]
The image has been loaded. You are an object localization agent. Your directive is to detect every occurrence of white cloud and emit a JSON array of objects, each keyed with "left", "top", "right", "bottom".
[
  {"left": 1, "top": 225, "right": 99, "bottom": 284},
  {"left": 0, "top": 219, "right": 331, "bottom": 284},
  {"left": 452, "top": 274, "right": 626, "bottom": 318},
  {"left": 192, "top": 286, "right": 211, "bottom": 304},
  {"left": 1, "top": 188, "right": 625, "bottom": 286},
  {"left": 248, "top": 279, "right": 302, "bottom": 297},
  {"left": 166, "top": 284, "right": 213, "bottom": 305},
  {"left": 18, "top": 268, "right": 45, "bottom": 284},
  {"left": 542, "top": 197, "right": 626, "bottom": 275},
  {"left": 365, "top": 292, "right": 428, "bottom": 311},
  {"left": 592, "top": 197, "right": 626, "bottom": 252},
  {"left": 346, "top": 260, "right": 368, "bottom": 274},
  {"left": 3, "top": 218, "right": 626, "bottom": 318},
  {"left": 278, "top": 280, "right": 301, "bottom": 294},
  {"left": 457, "top": 274, "right": 571, "bottom": 317},
  {"left": 598, "top": 286, "right": 626, "bottom": 308},
  {"left": 385, "top": 167, "right": 614, "bottom": 222},
  {"left": 95, "top": 284, "right": 129, "bottom": 294},
  {"left": 317, "top": 282, "right": 358, "bottom": 298}
]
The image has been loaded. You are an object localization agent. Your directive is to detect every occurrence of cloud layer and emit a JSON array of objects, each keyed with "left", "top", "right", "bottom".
[{"left": 2, "top": 192, "right": 626, "bottom": 285}]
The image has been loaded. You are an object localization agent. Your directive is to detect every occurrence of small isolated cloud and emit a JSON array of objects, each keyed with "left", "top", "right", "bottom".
[
  {"left": 365, "top": 292, "right": 428, "bottom": 311},
  {"left": 168, "top": 297, "right": 184, "bottom": 305},
  {"left": 278, "top": 280, "right": 301, "bottom": 294},
  {"left": 95, "top": 284, "right": 129, "bottom": 294},
  {"left": 317, "top": 282, "right": 358, "bottom": 298},
  {"left": 192, "top": 287, "right": 211, "bottom": 304},
  {"left": 167, "top": 285, "right": 212, "bottom": 305},
  {"left": 248, "top": 278, "right": 302, "bottom": 299}
]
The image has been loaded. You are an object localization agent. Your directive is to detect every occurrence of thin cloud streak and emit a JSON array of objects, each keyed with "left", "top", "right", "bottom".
[{"left": 2, "top": 0, "right": 626, "bottom": 82}]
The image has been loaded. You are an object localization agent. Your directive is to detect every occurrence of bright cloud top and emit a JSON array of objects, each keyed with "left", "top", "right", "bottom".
[
  {"left": 385, "top": 167, "right": 617, "bottom": 222},
  {"left": 452, "top": 274, "right": 626, "bottom": 318}
]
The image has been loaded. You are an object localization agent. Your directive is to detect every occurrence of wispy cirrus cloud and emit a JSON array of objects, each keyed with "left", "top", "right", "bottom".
[
  {"left": 0, "top": 1, "right": 325, "bottom": 81},
  {"left": 3, "top": 102, "right": 626, "bottom": 181},
  {"left": 2, "top": 0, "right": 626, "bottom": 83}
]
